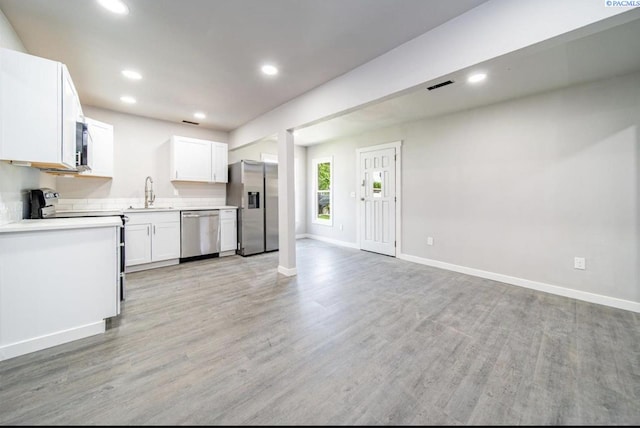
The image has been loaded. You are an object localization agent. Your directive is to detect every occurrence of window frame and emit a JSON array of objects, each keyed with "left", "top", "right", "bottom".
[{"left": 312, "top": 157, "right": 333, "bottom": 226}]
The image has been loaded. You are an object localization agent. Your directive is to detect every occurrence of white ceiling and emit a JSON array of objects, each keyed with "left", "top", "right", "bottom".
[
  {"left": 292, "top": 16, "right": 640, "bottom": 146},
  {"left": 0, "top": 0, "right": 487, "bottom": 131}
]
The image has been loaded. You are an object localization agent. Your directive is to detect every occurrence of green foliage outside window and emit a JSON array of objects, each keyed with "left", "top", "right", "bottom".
[{"left": 317, "top": 162, "right": 331, "bottom": 191}]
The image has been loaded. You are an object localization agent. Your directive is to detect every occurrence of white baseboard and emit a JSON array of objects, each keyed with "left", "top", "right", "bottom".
[
  {"left": 301, "top": 234, "right": 360, "bottom": 249},
  {"left": 0, "top": 321, "right": 106, "bottom": 362},
  {"left": 398, "top": 253, "right": 639, "bottom": 313},
  {"left": 278, "top": 265, "right": 297, "bottom": 276},
  {"left": 296, "top": 234, "right": 309, "bottom": 239}
]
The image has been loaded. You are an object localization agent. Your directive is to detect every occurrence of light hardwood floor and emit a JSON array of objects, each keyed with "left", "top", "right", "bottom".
[{"left": 1, "top": 239, "right": 638, "bottom": 425}]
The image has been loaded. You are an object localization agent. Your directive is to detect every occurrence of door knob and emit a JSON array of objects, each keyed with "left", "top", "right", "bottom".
[{"left": 360, "top": 198, "right": 365, "bottom": 201}]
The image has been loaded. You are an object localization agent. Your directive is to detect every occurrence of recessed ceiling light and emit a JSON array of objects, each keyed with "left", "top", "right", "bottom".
[
  {"left": 467, "top": 73, "right": 487, "bottom": 84},
  {"left": 194, "top": 112, "right": 206, "bottom": 120},
  {"left": 120, "top": 95, "right": 136, "bottom": 104},
  {"left": 261, "top": 64, "right": 278, "bottom": 76},
  {"left": 97, "top": 0, "right": 129, "bottom": 15},
  {"left": 121, "top": 69, "right": 142, "bottom": 80}
]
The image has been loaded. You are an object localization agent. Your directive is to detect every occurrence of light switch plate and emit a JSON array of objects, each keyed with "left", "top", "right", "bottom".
[
  {"left": 427, "top": 237, "right": 434, "bottom": 246},
  {"left": 574, "top": 257, "right": 586, "bottom": 270}
]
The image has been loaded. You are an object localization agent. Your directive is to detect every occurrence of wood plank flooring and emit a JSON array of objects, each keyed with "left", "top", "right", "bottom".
[{"left": 1, "top": 239, "right": 638, "bottom": 425}]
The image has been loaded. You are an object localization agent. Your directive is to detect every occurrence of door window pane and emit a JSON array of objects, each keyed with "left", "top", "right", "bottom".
[{"left": 372, "top": 171, "right": 382, "bottom": 197}]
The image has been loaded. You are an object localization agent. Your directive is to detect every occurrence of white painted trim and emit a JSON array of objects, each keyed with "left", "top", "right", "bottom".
[
  {"left": 398, "top": 253, "right": 640, "bottom": 313},
  {"left": 277, "top": 265, "right": 298, "bottom": 276},
  {"left": 355, "top": 141, "right": 403, "bottom": 154},
  {"left": 0, "top": 321, "right": 106, "bottom": 362},
  {"left": 303, "top": 233, "right": 359, "bottom": 250},
  {"left": 356, "top": 140, "right": 402, "bottom": 256}
]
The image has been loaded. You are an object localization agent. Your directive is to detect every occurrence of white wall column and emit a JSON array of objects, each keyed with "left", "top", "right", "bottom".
[{"left": 277, "top": 129, "right": 296, "bottom": 276}]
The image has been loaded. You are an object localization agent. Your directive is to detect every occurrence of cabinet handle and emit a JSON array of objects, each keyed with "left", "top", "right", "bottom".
[
  {"left": 153, "top": 225, "right": 156, "bottom": 234},
  {"left": 147, "top": 226, "right": 150, "bottom": 236}
]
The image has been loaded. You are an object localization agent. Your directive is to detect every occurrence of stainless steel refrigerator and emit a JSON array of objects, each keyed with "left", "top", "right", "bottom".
[{"left": 227, "top": 160, "right": 278, "bottom": 256}]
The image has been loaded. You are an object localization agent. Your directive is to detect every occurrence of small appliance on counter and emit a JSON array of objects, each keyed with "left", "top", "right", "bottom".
[
  {"left": 29, "top": 188, "right": 59, "bottom": 219},
  {"left": 28, "top": 188, "right": 128, "bottom": 303}
]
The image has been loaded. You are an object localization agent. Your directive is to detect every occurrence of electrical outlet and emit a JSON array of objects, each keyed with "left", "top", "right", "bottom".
[
  {"left": 350, "top": 192, "right": 356, "bottom": 198},
  {"left": 339, "top": 224, "right": 344, "bottom": 231},
  {"left": 574, "top": 257, "right": 586, "bottom": 270},
  {"left": 173, "top": 188, "right": 179, "bottom": 196},
  {"left": 427, "top": 236, "right": 434, "bottom": 246}
]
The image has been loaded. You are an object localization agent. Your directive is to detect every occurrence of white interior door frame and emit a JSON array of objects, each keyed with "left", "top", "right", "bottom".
[{"left": 355, "top": 140, "right": 402, "bottom": 256}]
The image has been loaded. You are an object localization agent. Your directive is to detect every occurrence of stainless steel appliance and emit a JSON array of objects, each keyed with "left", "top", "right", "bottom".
[
  {"left": 75, "top": 121, "right": 90, "bottom": 172},
  {"left": 180, "top": 210, "right": 220, "bottom": 259},
  {"left": 39, "top": 121, "right": 91, "bottom": 173},
  {"left": 29, "top": 188, "right": 127, "bottom": 305},
  {"left": 226, "top": 160, "right": 278, "bottom": 256}
]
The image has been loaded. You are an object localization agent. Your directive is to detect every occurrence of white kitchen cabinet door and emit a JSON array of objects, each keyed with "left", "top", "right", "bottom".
[
  {"left": 220, "top": 209, "right": 237, "bottom": 253},
  {"left": 81, "top": 117, "right": 114, "bottom": 178},
  {"left": 0, "top": 48, "right": 65, "bottom": 166},
  {"left": 220, "top": 218, "right": 237, "bottom": 252},
  {"left": 170, "top": 136, "right": 212, "bottom": 182},
  {"left": 125, "top": 224, "right": 152, "bottom": 266},
  {"left": 151, "top": 221, "right": 181, "bottom": 262},
  {"left": 212, "top": 142, "right": 228, "bottom": 183},
  {"left": 61, "top": 65, "right": 80, "bottom": 168}
]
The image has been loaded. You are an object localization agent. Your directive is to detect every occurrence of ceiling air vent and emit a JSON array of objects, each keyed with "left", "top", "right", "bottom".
[
  {"left": 182, "top": 120, "right": 200, "bottom": 125},
  {"left": 427, "top": 80, "right": 454, "bottom": 91}
]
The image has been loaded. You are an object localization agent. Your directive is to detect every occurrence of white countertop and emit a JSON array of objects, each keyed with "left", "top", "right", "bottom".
[
  {"left": 55, "top": 206, "right": 238, "bottom": 214},
  {"left": 124, "top": 205, "right": 238, "bottom": 212},
  {"left": 0, "top": 217, "right": 123, "bottom": 234}
]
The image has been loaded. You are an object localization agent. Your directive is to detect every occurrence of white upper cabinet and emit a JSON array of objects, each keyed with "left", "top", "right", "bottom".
[
  {"left": 169, "top": 136, "right": 228, "bottom": 183},
  {"left": 80, "top": 117, "right": 114, "bottom": 178},
  {"left": 62, "top": 65, "right": 80, "bottom": 168},
  {"left": 0, "top": 48, "right": 82, "bottom": 169},
  {"left": 170, "top": 136, "right": 212, "bottom": 182},
  {"left": 212, "top": 142, "right": 228, "bottom": 183}
]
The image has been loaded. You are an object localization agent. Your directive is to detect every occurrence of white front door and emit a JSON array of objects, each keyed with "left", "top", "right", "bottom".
[{"left": 359, "top": 147, "right": 396, "bottom": 256}]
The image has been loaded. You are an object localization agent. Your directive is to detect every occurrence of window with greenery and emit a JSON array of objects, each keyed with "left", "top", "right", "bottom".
[{"left": 313, "top": 157, "right": 332, "bottom": 225}]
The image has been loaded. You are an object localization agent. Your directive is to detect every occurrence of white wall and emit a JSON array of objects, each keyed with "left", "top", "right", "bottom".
[
  {"left": 55, "top": 106, "right": 229, "bottom": 205},
  {"left": 306, "top": 72, "right": 640, "bottom": 307},
  {"left": 229, "top": 139, "right": 307, "bottom": 235},
  {"left": 0, "top": 8, "right": 55, "bottom": 225}
]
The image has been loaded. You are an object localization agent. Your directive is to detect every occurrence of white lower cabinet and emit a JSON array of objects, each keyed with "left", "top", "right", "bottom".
[
  {"left": 0, "top": 224, "right": 119, "bottom": 361},
  {"left": 125, "top": 212, "right": 180, "bottom": 269},
  {"left": 151, "top": 221, "right": 181, "bottom": 261},
  {"left": 125, "top": 224, "right": 152, "bottom": 265},
  {"left": 220, "top": 209, "right": 237, "bottom": 255}
]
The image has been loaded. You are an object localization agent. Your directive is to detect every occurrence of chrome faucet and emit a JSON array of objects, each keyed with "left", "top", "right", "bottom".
[{"left": 144, "top": 176, "right": 155, "bottom": 208}]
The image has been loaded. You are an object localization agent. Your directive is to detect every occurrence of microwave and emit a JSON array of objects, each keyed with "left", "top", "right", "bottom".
[{"left": 75, "top": 121, "right": 91, "bottom": 172}]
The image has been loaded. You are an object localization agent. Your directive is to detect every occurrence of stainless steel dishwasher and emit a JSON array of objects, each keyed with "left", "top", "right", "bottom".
[{"left": 180, "top": 210, "right": 220, "bottom": 259}]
